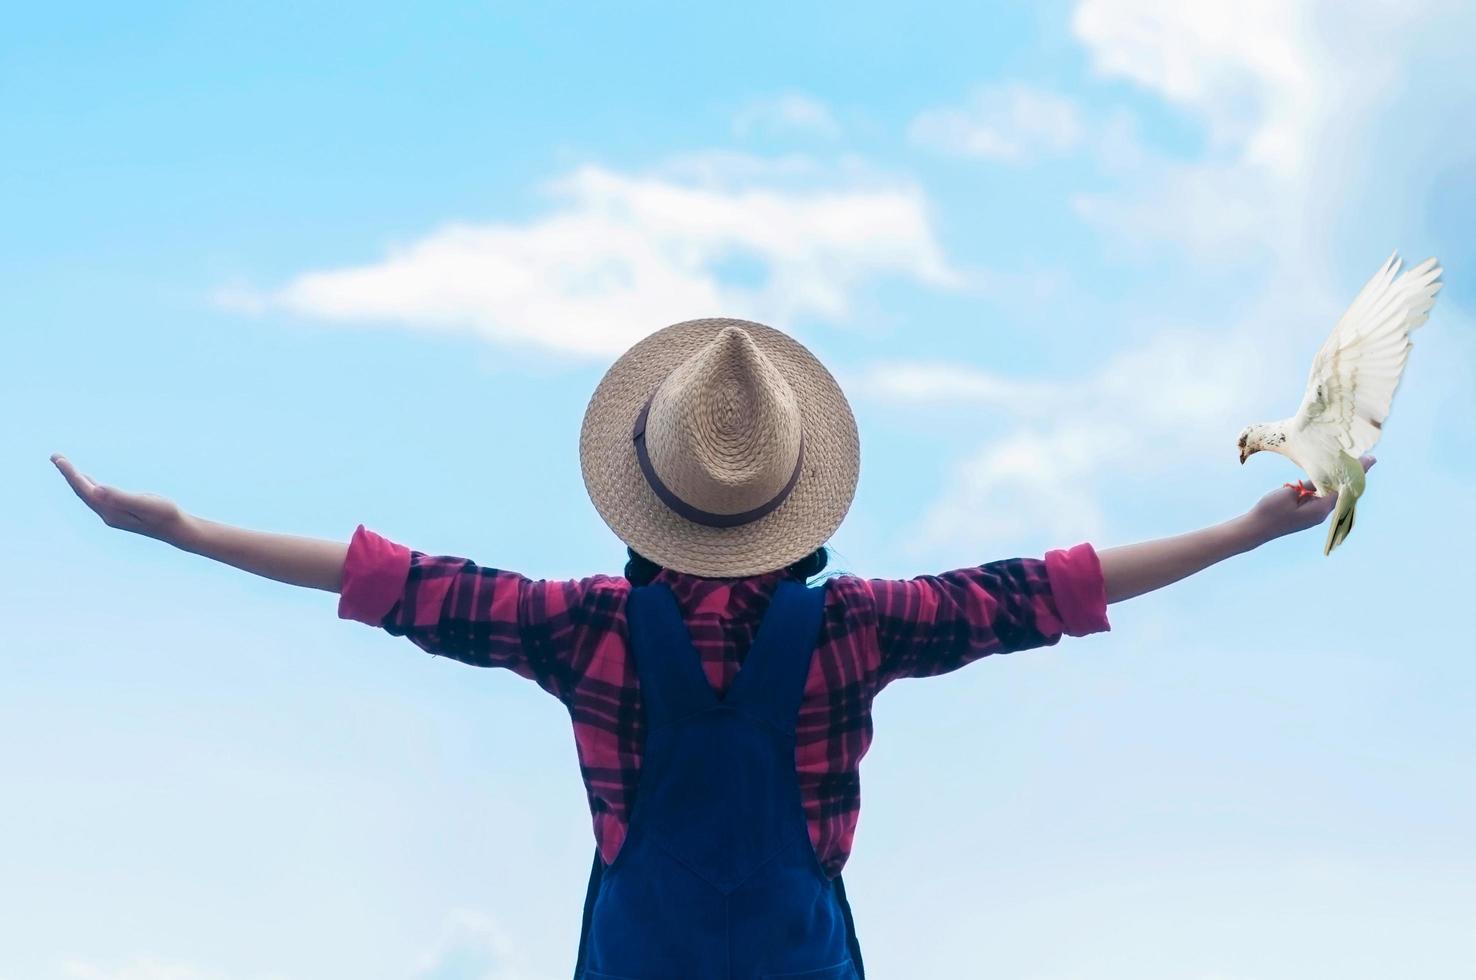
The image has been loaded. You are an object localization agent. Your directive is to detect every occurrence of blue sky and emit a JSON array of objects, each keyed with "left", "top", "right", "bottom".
[{"left": 6, "top": 2, "right": 1476, "bottom": 977}]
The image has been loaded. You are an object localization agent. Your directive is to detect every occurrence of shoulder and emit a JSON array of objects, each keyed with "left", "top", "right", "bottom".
[
  {"left": 814, "top": 572, "right": 879, "bottom": 622},
  {"left": 564, "top": 572, "right": 633, "bottom": 615}
]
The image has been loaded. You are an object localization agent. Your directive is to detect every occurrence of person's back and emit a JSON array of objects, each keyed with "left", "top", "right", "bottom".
[
  {"left": 336, "top": 522, "right": 1109, "bottom": 978},
  {"left": 581, "top": 576, "right": 852, "bottom": 978},
  {"left": 341, "top": 524, "right": 1109, "bottom": 864}
]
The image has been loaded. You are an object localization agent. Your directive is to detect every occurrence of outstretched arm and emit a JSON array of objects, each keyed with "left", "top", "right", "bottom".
[
  {"left": 1098, "top": 454, "right": 1376, "bottom": 604},
  {"left": 51, "top": 453, "right": 613, "bottom": 702},
  {"left": 50, "top": 453, "right": 346, "bottom": 593}
]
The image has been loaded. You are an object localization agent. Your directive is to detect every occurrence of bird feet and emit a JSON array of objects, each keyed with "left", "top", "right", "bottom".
[{"left": 1283, "top": 481, "right": 1317, "bottom": 504}]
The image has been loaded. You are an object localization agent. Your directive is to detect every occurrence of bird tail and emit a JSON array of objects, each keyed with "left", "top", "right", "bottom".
[
  {"left": 1324, "top": 491, "right": 1357, "bottom": 555},
  {"left": 1324, "top": 454, "right": 1366, "bottom": 556}
]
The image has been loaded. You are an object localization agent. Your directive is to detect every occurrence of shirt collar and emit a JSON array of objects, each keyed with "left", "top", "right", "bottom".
[{"left": 649, "top": 565, "right": 792, "bottom": 617}]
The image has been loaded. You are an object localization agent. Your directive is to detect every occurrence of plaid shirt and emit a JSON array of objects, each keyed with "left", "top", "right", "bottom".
[{"left": 338, "top": 525, "right": 1110, "bottom": 878}]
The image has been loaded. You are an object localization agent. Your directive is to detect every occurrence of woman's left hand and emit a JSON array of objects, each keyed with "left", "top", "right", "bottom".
[{"left": 1245, "top": 454, "right": 1376, "bottom": 543}]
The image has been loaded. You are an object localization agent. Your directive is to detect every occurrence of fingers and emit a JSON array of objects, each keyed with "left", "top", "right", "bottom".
[{"left": 51, "top": 453, "right": 99, "bottom": 503}]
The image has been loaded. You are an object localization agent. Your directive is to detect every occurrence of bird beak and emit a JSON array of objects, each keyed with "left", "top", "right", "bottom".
[{"left": 1239, "top": 449, "right": 1247, "bottom": 465}]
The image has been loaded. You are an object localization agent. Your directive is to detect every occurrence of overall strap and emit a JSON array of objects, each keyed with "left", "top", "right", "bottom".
[
  {"left": 626, "top": 582, "right": 719, "bottom": 725},
  {"left": 724, "top": 578, "right": 829, "bottom": 733},
  {"left": 626, "top": 578, "right": 829, "bottom": 730}
]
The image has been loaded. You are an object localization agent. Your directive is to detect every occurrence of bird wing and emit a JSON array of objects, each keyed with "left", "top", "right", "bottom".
[{"left": 1292, "top": 252, "right": 1443, "bottom": 460}]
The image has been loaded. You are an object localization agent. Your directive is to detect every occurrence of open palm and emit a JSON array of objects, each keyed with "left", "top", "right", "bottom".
[
  {"left": 51, "top": 453, "right": 185, "bottom": 542},
  {"left": 1248, "top": 454, "right": 1376, "bottom": 541}
]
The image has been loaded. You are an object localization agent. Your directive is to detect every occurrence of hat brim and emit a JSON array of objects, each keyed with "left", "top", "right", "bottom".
[{"left": 579, "top": 318, "right": 859, "bottom": 577}]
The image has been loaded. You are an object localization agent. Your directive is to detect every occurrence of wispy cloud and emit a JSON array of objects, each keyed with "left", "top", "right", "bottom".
[
  {"left": 1070, "top": 161, "right": 1279, "bottom": 259},
  {"left": 908, "top": 83, "right": 1084, "bottom": 163},
  {"left": 46, "top": 912, "right": 539, "bottom": 980},
  {"left": 412, "top": 910, "right": 548, "bottom": 980},
  {"left": 1067, "top": 0, "right": 1437, "bottom": 261},
  {"left": 58, "top": 958, "right": 289, "bottom": 980},
  {"left": 1072, "top": 0, "right": 1320, "bottom": 175},
  {"left": 848, "top": 362, "right": 1056, "bottom": 407},
  {"left": 732, "top": 93, "right": 842, "bottom": 140},
  {"left": 851, "top": 322, "right": 1282, "bottom": 552},
  {"left": 225, "top": 155, "right": 960, "bottom": 358},
  {"left": 61, "top": 962, "right": 214, "bottom": 980},
  {"left": 1066, "top": 0, "right": 1318, "bottom": 261}
]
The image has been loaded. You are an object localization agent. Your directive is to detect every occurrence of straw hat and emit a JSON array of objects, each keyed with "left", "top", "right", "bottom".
[{"left": 579, "top": 317, "right": 859, "bottom": 577}]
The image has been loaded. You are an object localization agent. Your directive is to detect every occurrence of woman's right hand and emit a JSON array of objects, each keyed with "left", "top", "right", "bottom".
[{"left": 51, "top": 453, "right": 190, "bottom": 545}]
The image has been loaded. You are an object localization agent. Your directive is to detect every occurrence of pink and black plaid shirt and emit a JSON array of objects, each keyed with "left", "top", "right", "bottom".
[{"left": 338, "top": 526, "right": 1110, "bottom": 878}]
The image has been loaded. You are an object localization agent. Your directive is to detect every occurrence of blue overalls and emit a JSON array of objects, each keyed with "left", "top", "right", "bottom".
[{"left": 572, "top": 577, "right": 866, "bottom": 980}]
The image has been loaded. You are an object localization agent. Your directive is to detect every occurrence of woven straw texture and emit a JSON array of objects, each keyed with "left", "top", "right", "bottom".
[{"left": 579, "top": 318, "right": 860, "bottom": 577}]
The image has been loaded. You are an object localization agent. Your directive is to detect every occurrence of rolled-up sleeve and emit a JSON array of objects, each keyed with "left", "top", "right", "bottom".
[
  {"left": 338, "top": 524, "right": 413, "bottom": 625},
  {"left": 865, "top": 542, "right": 1110, "bottom": 688},
  {"left": 1043, "top": 542, "right": 1110, "bottom": 637},
  {"left": 335, "top": 524, "right": 624, "bottom": 705}
]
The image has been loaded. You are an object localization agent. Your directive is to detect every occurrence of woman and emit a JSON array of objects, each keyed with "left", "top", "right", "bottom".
[{"left": 51, "top": 318, "right": 1371, "bottom": 980}]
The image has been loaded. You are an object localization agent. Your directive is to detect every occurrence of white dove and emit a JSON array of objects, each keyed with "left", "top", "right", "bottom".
[{"left": 1237, "top": 252, "right": 1443, "bottom": 555}]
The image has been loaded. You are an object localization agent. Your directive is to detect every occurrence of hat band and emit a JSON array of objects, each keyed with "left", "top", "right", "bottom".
[{"left": 631, "top": 392, "right": 805, "bottom": 529}]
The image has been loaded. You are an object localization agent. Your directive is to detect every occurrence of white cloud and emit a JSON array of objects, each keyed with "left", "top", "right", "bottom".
[
  {"left": 1067, "top": 0, "right": 1440, "bottom": 260},
  {"left": 57, "top": 959, "right": 288, "bottom": 980},
  {"left": 1065, "top": 0, "right": 1318, "bottom": 259},
  {"left": 1070, "top": 162, "right": 1279, "bottom": 259},
  {"left": 47, "top": 913, "right": 538, "bottom": 980},
  {"left": 909, "top": 83, "right": 1084, "bottom": 163},
  {"left": 1072, "top": 0, "right": 1320, "bottom": 175},
  {"left": 846, "top": 362, "right": 1056, "bottom": 407},
  {"left": 853, "top": 314, "right": 1309, "bottom": 554},
  {"left": 412, "top": 910, "right": 547, "bottom": 980},
  {"left": 61, "top": 962, "right": 214, "bottom": 980},
  {"left": 916, "top": 424, "right": 1116, "bottom": 550},
  {"left": 231, "top": 157, "right": 960, "bottom": 358},
  {"left": 732, "top": 94, "right": 841, "bottom": 140}
]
